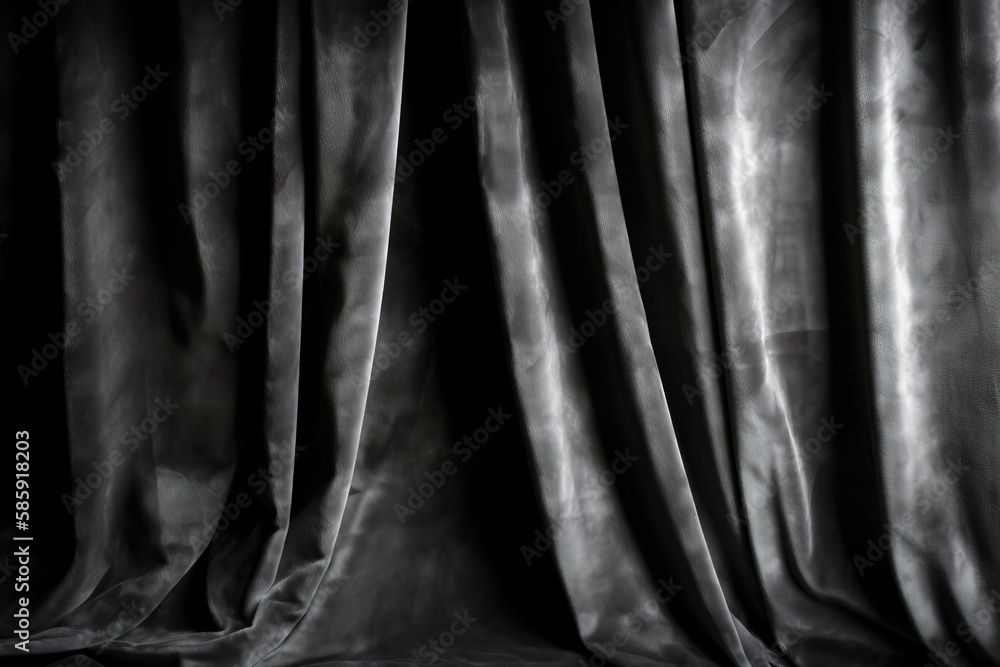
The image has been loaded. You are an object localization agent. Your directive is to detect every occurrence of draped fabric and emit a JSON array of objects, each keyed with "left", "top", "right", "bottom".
[{"left": 2, "top": 0, "right": 998, "bottom": 665}]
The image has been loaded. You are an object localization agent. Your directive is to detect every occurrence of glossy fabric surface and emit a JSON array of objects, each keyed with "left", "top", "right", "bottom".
[{"left": 1, "top": 0, "right": 998, "bottom": 665}]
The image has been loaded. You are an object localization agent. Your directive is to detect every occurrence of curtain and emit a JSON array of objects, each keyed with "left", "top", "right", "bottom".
[{"left": 2, "top": 0, "right": 998, "bottom": 665}]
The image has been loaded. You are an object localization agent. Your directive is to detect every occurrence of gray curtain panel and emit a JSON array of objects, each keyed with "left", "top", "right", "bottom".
[{"left": 1, "top": 0, "right": 998, "bottom": 665}]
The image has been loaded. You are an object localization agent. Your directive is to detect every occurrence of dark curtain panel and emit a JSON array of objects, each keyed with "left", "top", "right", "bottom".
[{"left": 1, "top": 0, "right": 998, "bottom": 665}]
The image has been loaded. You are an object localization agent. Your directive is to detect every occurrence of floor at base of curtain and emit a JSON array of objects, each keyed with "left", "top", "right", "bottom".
[{"left": 0, "top": 0, "right": 997, "bottom": 666}]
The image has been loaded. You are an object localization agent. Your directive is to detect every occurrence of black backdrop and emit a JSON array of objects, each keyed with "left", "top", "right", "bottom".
[{"left": 1, "top": 1, "right": 998, "bottom": 666}]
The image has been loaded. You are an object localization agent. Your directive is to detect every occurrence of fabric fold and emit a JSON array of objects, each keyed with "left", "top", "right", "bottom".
[{"left": 1, "top": 1, "right": 997, "bottom": 666}]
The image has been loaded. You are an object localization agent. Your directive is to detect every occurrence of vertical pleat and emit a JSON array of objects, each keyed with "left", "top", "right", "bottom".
[
  {"left": 36, "top": 0, "right": 244, "bottom": 652},
  {"left": 851, "top": 0, "right": 1000, "bottom": 663},
  {"left": 1, "top": 1, "right": 997, "bottom": 665},
  {"left": 463, "top": 1, "right": 763, "bottom": 664},
  {"left": 589, "top": 0, "right": 772, "bottom": 655},
  {"left": 677, "top": 0, "right": 922, "bottom": 663}
]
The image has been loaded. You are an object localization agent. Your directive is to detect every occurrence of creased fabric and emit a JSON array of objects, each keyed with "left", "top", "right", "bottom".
[{"left": 1, "top": 0, "right": 998, "bottom": 666}]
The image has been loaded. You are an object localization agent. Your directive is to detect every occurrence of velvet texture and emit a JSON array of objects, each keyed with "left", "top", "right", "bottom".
[{"left": 2, "top": 1, "right": 998, "bottom": 665}]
